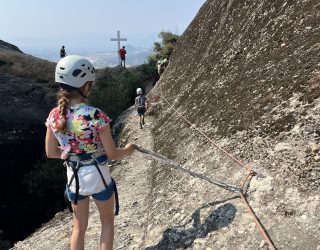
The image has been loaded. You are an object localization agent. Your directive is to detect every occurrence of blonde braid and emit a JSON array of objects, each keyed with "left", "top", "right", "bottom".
[{"left": 57, "top": 89, "right": 70, "bottom": 134}]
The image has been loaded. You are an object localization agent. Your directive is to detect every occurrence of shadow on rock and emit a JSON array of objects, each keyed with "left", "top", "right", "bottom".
[{"left": 145, "top": 196, "right": 238, "bottom": 250}]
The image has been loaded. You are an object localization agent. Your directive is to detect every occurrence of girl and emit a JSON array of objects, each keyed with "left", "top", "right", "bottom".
[
  {"left": 45, "top": 55, "right": 134, "bottom": 250},
  {"left": 135, "top": 87, "right": 147, "bottom": 129}
]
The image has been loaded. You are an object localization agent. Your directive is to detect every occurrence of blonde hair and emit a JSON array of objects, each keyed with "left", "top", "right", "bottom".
[{"left": 57, "top": 89, "right": 70, "bottom": 133}]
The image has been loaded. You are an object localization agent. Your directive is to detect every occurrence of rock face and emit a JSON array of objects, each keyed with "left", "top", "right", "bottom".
[
  {"left": 0, "top": 42, "right": 56, "bottom": 145},
  {"left": 154, "top": 0, "right": 320, "bottom": 191},
  {"left": 10, "top": 0, "right": 320, "bottom": 249},
  {"left": 155, "top": 0, "right": 320, "bottom": 191},
  {"left": 0, "top": 74, "right": 55, "bottom": 144},
  {"left": 146, "top": 0, "right": 320, "bottom": 249},
  {"left": 0, "top": 43, "right": 57, "bottom": 244}
]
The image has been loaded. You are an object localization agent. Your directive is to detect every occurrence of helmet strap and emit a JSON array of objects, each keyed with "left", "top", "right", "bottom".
[{"left": 76, "top": 89, "right": 87, "bottom": 98}]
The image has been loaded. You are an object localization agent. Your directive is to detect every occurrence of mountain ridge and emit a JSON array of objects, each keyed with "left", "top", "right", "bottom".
[{"left": 0, "top": 40, "right": 23, "bottom": 53}]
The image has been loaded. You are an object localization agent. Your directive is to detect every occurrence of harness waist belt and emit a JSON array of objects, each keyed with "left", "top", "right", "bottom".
[{"left": 68, "top": 153, "right": 108, "bottom": 166}]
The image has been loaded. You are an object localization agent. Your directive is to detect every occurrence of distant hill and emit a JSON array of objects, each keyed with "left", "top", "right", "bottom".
[
  {"left": 23, "top": 45, "right": 152, "bottom": 68},
  {"left": 0, "top": 39, "right": 23, "bottom": 53}
]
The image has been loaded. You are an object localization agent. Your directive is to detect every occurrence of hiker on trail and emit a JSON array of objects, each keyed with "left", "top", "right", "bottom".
[
  {"left": 135, "top": 87, "right": 147, "bottom": 129},
  {"left": 45, "top": 55, "right": 134, "bottom": 250},
  {"left": 118, "top": 46, "right": 126, "bottom": 67},
  {"left": 60, "top": 45, "right": 67, "bottom": 58}
]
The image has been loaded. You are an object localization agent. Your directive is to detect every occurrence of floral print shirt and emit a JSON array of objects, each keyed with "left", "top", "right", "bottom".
[{"left": 46, "top": 103, "right": 112, "bottom": 159}]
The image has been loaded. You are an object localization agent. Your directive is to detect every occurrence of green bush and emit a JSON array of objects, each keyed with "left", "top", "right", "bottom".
[
  {"left": 145, "top": 31, "right": 180, "bottom": 78},
  {"left": 151, "top": 31, "right": 180, "bottom": 61},
  {"left": 0, "top": 237, "right": 10, "bottom": 250},
  {"left": 89, "top": 68, "right": 144, "bottom": 121}
]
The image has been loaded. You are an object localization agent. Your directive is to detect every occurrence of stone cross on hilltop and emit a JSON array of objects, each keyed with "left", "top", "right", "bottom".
[{"left": 110, "top": 30, "right": 127, "bottom": 66}]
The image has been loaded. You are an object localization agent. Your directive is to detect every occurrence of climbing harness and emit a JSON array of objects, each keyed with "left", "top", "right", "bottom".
[
  {"left": 134, "top": 145, "right": 242, "bottom": 193},
  {"left": 154, "top": 84, "right": 277, "bottom": 250},
  {"left": 63, "top": 153, "right": 119, "bottom": 215}
]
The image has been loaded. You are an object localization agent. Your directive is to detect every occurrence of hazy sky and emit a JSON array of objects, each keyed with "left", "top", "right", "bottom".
[{"left": 1, "top": 0, "right": 206, "bottom": 50}]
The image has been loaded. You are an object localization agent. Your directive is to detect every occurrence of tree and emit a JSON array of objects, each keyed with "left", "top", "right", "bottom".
[{"left": 150, "top": 31, "right": 180, "bottom": 62}]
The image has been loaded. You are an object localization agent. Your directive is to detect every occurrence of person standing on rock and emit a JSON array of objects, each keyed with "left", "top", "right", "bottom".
[
  {"left": 118, "top": 46, "right": 126, "bottom": 67},
  {"left": 45, "top": 55, "right": 134, "bottom": 250},
  {"left": 135, "top": 87, "right": 147, "bottom": 129},
  {"left": 156, "top": 58, "right": 168, "bottom": 77},
  {"left": 156, "top": 59, "right": 163, "bottom": 76},
  {"left": 60, "top": 45, "right": 67, "bottom": 58}
]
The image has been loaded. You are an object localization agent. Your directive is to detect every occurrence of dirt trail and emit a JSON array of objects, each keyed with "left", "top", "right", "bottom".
[{"left": 111, "top": 110, "right": 155, "bottom": 249}]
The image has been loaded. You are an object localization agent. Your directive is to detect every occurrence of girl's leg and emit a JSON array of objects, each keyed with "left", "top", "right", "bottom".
[
  {"left": 70, "top": 198, "right": 90, "bottom": 250},
  {"left": 94, "top": 194, "right": 115, "bottom": 250},
  {"left": 139, "top": 115, "right": 143, "bottom": 128}
]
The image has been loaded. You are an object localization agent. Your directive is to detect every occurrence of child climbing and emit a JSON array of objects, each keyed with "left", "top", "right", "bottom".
[
  {"left": 135, "top": 87, "right": 147, "bottom": 129},
  {"left": 45, "top": 55, "right": 135, "bottom": 250}
]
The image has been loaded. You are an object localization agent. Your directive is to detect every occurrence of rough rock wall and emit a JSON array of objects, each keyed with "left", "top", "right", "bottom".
[
  {"left": 147, "top": 0, "right": 320, "bottom": 249},
  {"left": 156, "top": 0, "right": 320, "bottom": 192}
]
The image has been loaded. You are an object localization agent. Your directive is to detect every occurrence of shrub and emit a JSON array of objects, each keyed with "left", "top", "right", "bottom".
[
  {"left": 89, "top": 67, "right": 144, "bottom": 121},
  {"left": 151, "top": 31, "right": 180, "bottom": 61},
  {"left": 24, "top": 157, "right": 65, "bottom": 199}
]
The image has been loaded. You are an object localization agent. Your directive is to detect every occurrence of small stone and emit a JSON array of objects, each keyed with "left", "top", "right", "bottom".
[
  {"left": 173, "top": 213, "right": 181, "bottom": 221},
  {"left": 310, "top": 143, "right": 320, "bottom": 153},
  {"left": 301, "top": 214, "right": 307, "bottom": 220},
  {"left": 274, "top": 142, "right": 291, "bottom": 151},
  {"left": 193, "top": 238, "right": 206, "bottom": 245}
]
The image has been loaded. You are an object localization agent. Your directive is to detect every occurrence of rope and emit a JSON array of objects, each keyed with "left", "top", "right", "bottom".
[
  {"left": 134, "top": 145, "right": 242, "bottom": 193},
  {"left": 239, "top": 192, "right": 276, "bottom": 249},
  {"left": 155, "top": 83, "right": 277, "bottom": 250}
]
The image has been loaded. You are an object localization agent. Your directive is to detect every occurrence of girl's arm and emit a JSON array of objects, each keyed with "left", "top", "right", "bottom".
[
  {"left": 134, "top": 97, "right": 138, "bottom": 108},
  {"left": 99, "top": 125, "right": 134, "bottom": 160},
  {"left": 45, "top": 127, "right": 61, "bottom": 158}
]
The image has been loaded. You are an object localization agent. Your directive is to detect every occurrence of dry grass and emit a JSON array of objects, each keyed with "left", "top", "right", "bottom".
[{"left": 0, "top": 51, "right": 56, "bottom": 86}]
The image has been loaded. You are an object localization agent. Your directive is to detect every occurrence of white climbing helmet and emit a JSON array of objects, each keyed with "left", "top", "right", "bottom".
[
  {"left": 136, "top": 88, "right": 143, "bottom": 95},
  {"left": 55, "top": 55, "right": 96, "bottom": 88}
]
